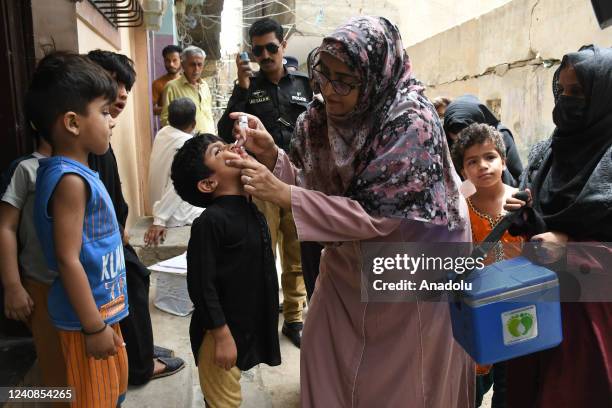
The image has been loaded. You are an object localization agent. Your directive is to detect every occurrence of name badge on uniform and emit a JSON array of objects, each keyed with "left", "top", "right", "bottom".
[
  {"left": 291, "top": 91, "right": 308, "bottom": 103},
  {"left": 249, "top": 90, "right": 271, "bottom": 104}
]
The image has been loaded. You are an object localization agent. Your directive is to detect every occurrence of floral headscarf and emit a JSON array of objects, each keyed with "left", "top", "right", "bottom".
[{"left": 290, "top": 16, "right": 464, "bottom": 230}]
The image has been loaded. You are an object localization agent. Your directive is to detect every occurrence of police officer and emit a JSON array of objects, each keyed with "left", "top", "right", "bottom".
[{"left": 218, "top": 18, "right": 311, "bottom": 348}]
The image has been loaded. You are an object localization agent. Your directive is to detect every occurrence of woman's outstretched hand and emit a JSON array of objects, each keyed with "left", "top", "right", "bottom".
[
  {"left": 226, "top": 155, "right": 291, "bottom": 209},
  {"left": 228, "top": 112, "right": 278, "bottom": 170}
]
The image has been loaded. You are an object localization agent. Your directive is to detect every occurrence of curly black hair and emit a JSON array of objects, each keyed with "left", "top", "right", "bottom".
[
  {"left": 171, "top": 133, "right": 224, "bottom": 207},
  {"left": 451, "top": 123, "right": 506, "bottom": 172},
  {"left": 87, "top": 49, "right": 136, "bottom": 91}
]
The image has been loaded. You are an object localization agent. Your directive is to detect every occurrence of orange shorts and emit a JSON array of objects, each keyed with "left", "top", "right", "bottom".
[{"left": 58, "top": 324, "right": 128, "bottom": 407}]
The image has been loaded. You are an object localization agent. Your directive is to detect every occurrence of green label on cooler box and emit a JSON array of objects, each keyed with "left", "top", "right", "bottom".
[{"left": 501, "top": 305, "right": 538, "bottom": 345}]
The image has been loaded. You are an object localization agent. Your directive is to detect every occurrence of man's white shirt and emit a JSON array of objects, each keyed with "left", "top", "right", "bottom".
[{"left": 149, "top": 126, "right": 204, "bottom": 227}]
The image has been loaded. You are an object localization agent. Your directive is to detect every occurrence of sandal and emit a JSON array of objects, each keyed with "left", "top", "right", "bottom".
[
  {"left": 150, "top": 356, "right": 185, "bottom": 380},
  {"left": 153, "top": 345, "right": 175, "bottom": 358}
]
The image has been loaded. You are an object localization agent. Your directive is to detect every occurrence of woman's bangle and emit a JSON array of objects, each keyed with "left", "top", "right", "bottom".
[{"left": 82, "top": 322, "right": 107, "bottom": 335}]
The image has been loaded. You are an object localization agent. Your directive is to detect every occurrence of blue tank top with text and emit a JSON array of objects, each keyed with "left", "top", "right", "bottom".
[{"left": 34, "top": 156, "right": 129, "bottom": 330}]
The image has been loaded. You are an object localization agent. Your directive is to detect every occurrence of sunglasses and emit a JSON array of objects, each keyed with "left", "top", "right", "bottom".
[
  {"left": 251, "top": 43, "right": 280, "bottom": 57},
  {"left": 311, "top": 68, "right": 360, "bottom": 96}
]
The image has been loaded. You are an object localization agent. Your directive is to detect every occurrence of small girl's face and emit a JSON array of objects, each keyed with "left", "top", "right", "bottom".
[{"left": 461, "top": 140, "right": 506, "bottom": 189}]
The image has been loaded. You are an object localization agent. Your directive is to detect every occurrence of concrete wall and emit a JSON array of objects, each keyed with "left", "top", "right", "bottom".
[
  {"left": 406, "top": 0, "right": 612, "bottom": 159},
  {"left": 389, "top": 0, "right": 512, "bottom": 46},
  {"left": 294, "top": 0, "right": 398, "bottom": 36},
  {"left": 31, "top": 0, "right": 78, "bottom": 58},
  {"left": 286, "top": 0, "right": 400, "bottom": 65},
  {"left": 285, "top": 0, "right": 511, "bottom": 69},
  {"left": 76, "top": 16, "right": 153, "bottom": 229}
]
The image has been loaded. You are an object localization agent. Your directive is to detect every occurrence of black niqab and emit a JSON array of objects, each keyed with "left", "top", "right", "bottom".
[{"left": 526, "top": 45, "right": 612, "bottom": 241}]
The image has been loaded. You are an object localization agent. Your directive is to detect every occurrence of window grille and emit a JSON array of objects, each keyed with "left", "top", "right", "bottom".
[{"left": 88, "top": 0, "right": 144, "bottom": 28}]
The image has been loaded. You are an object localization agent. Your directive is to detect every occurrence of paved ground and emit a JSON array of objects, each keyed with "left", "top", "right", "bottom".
[
  {"left": 124, "top": 272, "right": 301, "bottom": 408},
  {"left": 124, "top": 271, "right": 493, "bottom": 407}
]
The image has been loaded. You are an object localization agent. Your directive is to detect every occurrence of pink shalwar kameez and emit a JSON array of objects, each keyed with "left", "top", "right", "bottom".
[{"left": 275, "top": 149, "right": 475, "bottom": 407}]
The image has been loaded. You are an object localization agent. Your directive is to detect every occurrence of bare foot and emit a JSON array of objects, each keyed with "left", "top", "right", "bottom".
[{"left": 152, "top": 358, "right": 166, "bottom": 375}]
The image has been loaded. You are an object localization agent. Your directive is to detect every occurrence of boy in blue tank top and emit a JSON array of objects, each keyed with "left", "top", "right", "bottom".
[{"left": 27, "top": 52, "right": 129, "bottom": 407}]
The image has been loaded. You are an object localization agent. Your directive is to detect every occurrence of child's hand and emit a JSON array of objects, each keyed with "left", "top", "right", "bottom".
[
  {"left": 504, "top": 188, "right": 532, "bottom": 212},
  {"left": 4, "top": 284, "right": 34, "bottom": 322},
  {"left": 211, "top": 325, "right": 237, "bottom": 370},
  {"left": 85, "top": 324, "right": 124, "bottom": 360}
]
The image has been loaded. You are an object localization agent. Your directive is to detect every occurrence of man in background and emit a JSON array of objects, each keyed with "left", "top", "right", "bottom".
[
  {"left": 152, "top": 45, "right": 182, "bottom": 117},
  {"left": 161, "top": 46, "right": 215, "bottom": 134}
]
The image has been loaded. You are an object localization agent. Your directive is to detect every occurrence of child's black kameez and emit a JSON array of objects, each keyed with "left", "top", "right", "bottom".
[{"left": 187, "top": 195, "right": 280, "bottom": 371}]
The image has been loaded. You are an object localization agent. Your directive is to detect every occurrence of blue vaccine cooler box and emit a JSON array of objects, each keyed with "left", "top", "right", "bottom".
[{"left": 449, "top": 256, "right": 563, "bottom": 365}]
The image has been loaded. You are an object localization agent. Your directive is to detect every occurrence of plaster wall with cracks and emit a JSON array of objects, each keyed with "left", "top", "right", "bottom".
[{"left": 426, "top": 0, "right": 559, "bottom": 89}]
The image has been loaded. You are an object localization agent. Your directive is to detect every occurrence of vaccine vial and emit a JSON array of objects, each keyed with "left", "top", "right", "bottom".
[{"left": 235, "top": 114, "right": 248, "bottom": 147}]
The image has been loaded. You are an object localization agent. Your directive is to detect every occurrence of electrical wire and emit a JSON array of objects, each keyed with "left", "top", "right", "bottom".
[{"left": 175, "top": 0, "right": 373, "bottom": 110}]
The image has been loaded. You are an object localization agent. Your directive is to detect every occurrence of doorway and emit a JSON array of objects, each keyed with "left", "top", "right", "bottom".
[{"left": 0, "top": 0, "right": 36, "bottom": 172}]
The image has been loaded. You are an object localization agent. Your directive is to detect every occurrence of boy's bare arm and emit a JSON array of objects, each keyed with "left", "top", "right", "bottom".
[
  {"left": 51, "top": 174, "right": 122, "bottom": 359},
  {"left": 0, "top": 202, "right": 33, "bottom": 321}
]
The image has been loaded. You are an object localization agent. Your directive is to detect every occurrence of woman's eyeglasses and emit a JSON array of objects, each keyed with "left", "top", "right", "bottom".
[
  {"left": 251, "top": 43, "right": 280, "bottom": 57},
  {"left": 311, "top": 68, "right": 360, "bottom": 96}
]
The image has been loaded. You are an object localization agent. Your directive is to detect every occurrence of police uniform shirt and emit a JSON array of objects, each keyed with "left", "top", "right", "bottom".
[{"left": 218, "top": 69, "right": 312, "bottom": 152}]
